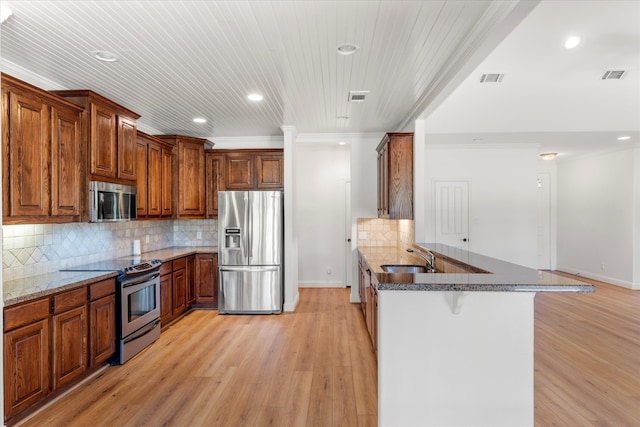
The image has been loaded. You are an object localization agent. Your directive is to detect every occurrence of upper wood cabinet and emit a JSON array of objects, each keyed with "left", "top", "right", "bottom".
[
  {"left": 225, "top": 152, "right": 254, "bottom": 189},
  {"left": 215, "top": 149, "right": 284, "bottom": 192},
  {"left": 52, "top": 89, "right": 140, "bottom": 184},
  {"left": 256, "top": 152, "right": 284, "bottom": 189},
  {"left": 205, "top": 152, "right": 225, "bottom": 218},
  {"left": 155, "top": 135, "right": 210, "bottom": 219},
  {"left": 377, "top": 133, "right": 413, "bottom": 219},
  {"left": 1, "top": 74, "right": 83, "bottom": 224},
  {"left": 136, "top": 131, "right": 175, "bottom": 219}
]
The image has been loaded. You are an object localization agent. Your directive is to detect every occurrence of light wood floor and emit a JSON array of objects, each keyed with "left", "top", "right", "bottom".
[{"left": 16, "top": 276, "right": 640, "bottom": 426}]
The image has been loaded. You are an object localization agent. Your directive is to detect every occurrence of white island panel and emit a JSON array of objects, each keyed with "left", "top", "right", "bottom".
[{"left": 378, "top": 290, "right": 535, "bottom": 427}]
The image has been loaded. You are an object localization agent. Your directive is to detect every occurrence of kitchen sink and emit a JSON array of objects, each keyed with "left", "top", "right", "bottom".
[{"left": 381, "top": 264, "right": 430, "bottom": 274}]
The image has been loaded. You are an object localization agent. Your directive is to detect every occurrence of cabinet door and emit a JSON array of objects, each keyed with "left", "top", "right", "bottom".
[
  {"left": 4, "top": 319, "right": 50, "bottom": 419},
  {"left": 52, "top": 305, "right": 87, "bottom": 390},
  {"left": 51, "top": 105, "right": 81, "bottom": 217},
  {"left": 256, "top": 154, "right": 284, "bottom": 189},
  {"left": 90, "top": 103, "right": 117, "bottom": 178},
  {"left": 160, "top": 273, "right": 173, "bottom": 326},
  {"left": 187, "top": 255, "right": 196, "bottom": 305},
  {"left": 161, "top": 147, "right": 174, "bottom": 216},
  {"left": 5, "top": 90, "right": 51, "bottom": 217},
  {"left": 147, "top": 143, "right": 162, "bottom": 216},
  {"left": 90, "top": 294, "right": 116, "bottom": 367},
  {"left": 117, "top": 116, "right": 137, "bottom": 180},
  {"left": 172, "top": 267, "right": 187, "bottom": 316},
  {"left": 136, "top": 140, "right": 148, "bottom": 216},
  {"left": 196, "top": 254, "right": 218, "bottom": 306},
  {"left": 225, "top": 153, "right": 254, "bottom": 189},
  {"left": 178, "top": 141, "right": 205, "bottom": 217},
  {"left": 205, "top": 153, "right": 225, "bottom": 218}
]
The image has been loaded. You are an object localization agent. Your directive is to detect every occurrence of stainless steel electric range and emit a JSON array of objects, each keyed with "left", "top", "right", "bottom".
[{"left": 62, "top": 258, "right": 162, "bottom": 364}]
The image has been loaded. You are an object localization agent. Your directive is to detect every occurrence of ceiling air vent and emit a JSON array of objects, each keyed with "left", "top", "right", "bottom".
[
  {"left": 601, "top": 70, "right": 627, "bottom": 80},
  {"left": 480, "top": 73, "right": 504, "bottom": 83},
  {"left": 348, "top": 90, "right": 369, "bottom": 103}
]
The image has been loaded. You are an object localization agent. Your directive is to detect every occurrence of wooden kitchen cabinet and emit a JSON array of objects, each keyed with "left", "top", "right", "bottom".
[
  {"left": 2, "top": 73, "right": 83, "bottom": 224},
  {"left": 52, "top": 89, "right": 140, "bottom": 184},
  {"left": 52, "top": 287, "right": 88, "bottom": 390},
  {"left": 377, "top": 132, "right": 413, "bottom": 219},
  {"left": 159, "top": 263, "right": 173, "bottom": 327},
  {"left": 195, "top": 253, "right": 218, "bottom": 308},
  {"left": 187, "top": 255, "right": 197, "bottom": 305},
  {"left": 205, "top": 152, "right": 225, "bottom": 218},
  {"left": 172, "top": 257, "right": 188, "bottom": 317},
  {"left": 221, "top": 149, "right": 284, "bottom": 190},
  {"left": 136, "top": 131, "right": 175, "bottom": 218},
  {"left": 256, "top": 152, "right": 284, "bottom": 189},
  {"left": 3, "top": 298, "right": 51, "bottom": 419},
  {"left": 225, "top": 152, "right": 254, "bottom": 189},
  {"left": 156, "top": 135, "right": 209, "bottom": 219},
  {"left": 89, "top": 278, "right": 116, "bottom": 367}
]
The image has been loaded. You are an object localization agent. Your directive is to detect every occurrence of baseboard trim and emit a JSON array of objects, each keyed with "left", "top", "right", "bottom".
[{"left": 556, "top": 266, "right": 636, "bottom": 290}]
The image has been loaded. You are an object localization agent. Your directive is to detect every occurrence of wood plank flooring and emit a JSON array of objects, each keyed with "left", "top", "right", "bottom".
[{"left": 14, "top": 275, "right": 640, "bottom": 426}]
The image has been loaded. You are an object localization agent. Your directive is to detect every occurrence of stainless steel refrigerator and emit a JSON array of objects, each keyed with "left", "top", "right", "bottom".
[{"left": 218, "top": 191, "right": 284, "bottom": 314}]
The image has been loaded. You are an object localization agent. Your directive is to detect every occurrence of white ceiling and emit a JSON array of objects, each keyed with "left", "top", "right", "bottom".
[{"left": 0, "top": 0, "right": 638, "bottom": 157}]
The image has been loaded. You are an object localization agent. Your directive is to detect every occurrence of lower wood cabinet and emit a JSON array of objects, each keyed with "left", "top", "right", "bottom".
[
  {"left": 3, "top": 278, "right": 116, "bottom": 422},
  {"left": 172, "top": 258, "right": 188, "bottom": 317},
  {"left": 195, "top": 253, "right": 218, "bottom": 308},
  {"left": 160, "top": 263, "right": 173, "bottom": 327},
  {"left": 187, "top": 255, "right": 196, "bottom": 305}
]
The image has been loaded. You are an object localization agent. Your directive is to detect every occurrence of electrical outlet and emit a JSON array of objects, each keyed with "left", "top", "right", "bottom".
[
  {"left": 197, "top": 231, "right": 202, "bottom": 239},
  {"left": 327, "top": 268, "right": 332, "bottom": 275}
]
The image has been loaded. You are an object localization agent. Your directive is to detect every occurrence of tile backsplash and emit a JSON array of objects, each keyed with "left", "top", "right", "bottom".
[
  {"left": 357, "top": 218, "right": 414, "bottom": 248},
  {"left": 2, "top": 219, "right": 217, "bottom": 281}
]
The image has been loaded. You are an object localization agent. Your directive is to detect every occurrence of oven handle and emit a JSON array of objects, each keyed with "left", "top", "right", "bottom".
[
  {"left": 122, "top": 273, "right": 160, "bottom": 288},
  {"left": 124, "top": 319, "right": 161, "bottom": 343}
]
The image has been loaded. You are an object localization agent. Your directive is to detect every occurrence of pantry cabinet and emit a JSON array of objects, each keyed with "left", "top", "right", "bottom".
[
  {"left": 376, "top": 132, "right": 413, "bottom": 219},
  {"left": 1, "top": 73, "right": 83, "bottom": 224},
  {"left": 52, "top": 89, "right": 140, "bottom": 184},
  {"left": 136, "top": 131, "right": 175, "bottom": 219}
]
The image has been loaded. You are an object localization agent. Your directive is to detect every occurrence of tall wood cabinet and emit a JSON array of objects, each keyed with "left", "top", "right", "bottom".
[
  {"left": 136, "top": 131, "right": 175, "bottom": 219},
  {"left": 205, "top": 152, "right": 225, "bottom": 218},
  {"left": 377, "top": 132, "right": 413, "bottom": 219},
  {"left": 155, "top": 135, "right": 211, "bottom": 219},
  {"left": 2, "top": 74, "right": 83, "bottom": 224}
]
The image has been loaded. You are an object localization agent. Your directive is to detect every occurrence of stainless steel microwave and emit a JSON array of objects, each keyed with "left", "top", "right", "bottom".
[{"left": 89, "top": 181, "right": 137, "bottom": 222}]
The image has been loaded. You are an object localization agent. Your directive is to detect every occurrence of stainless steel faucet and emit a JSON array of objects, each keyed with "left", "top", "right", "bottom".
[{"left": 406, "top": 248, "right": 436, "bottom": 272}]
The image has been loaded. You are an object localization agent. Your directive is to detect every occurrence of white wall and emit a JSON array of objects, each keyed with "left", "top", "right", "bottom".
[
  {"left": 421, "top": 143, "right": 540, "bottom": 268},
  {"left": 294, "top": 144, "right": 350, "bottom": 287},
  {"left": 557, "top": 146, "right": 638, "bottom": 289}
]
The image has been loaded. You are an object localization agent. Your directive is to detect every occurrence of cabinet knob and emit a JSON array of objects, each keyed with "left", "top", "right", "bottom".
[{"left": 461, "top": 238, "right": 468, "bottom": 242}]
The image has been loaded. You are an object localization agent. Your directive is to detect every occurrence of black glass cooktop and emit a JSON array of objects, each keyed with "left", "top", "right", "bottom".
[{"left": 61, "top": 258, "right": 162, "bottom": 276}]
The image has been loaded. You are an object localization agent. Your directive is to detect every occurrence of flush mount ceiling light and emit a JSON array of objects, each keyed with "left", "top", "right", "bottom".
[
  {"left": 247, "top": 93, "right": 263, "bottom": 102},
  {"left": 564, "top": 35, "right": 581, "bottom": 49},
  {"left": 92, "top": 50, "right": 119, "bottom": 62},
  {"left": 193, "top": 117, "right": 207, "bottom": 124},
  {"left": 337, "top": 43, "right": 359, "bottom": 56},
  {"left": 539, "top": 152, "right": 558, "bottom": 160},
  {"left": 617, "top": 136, "right": 631, "bottom": 141}
]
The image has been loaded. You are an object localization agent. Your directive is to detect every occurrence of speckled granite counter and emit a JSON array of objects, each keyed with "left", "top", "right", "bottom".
[
  {"left": 3, "top": 246, "right": 218, "bottom": 306},
  {"left": 359, "top": 243, "right": 593, "bottom": 293}
]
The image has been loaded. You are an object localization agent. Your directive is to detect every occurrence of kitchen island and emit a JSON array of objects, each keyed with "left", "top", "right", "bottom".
[{"left": 358, "top": 243, "right": 593, "bottom": 427}]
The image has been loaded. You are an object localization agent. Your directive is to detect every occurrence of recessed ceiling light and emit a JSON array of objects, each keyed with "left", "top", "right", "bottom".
[
  {"left": 338, "top": 141, "right": 347, "bottom": 145},
  {"left": 472, "top": 138, "right": 484, "bottom": 142},
  {"left": 247, "top": 93, "right": 263, "bottom": 102},
  {"left": 617, "top": 136, "right": 631, "bottom": 141},
  {"left": 564, "top": 36, "right": 581, "bottom": 49},
  {"left": 92, "top": 50, "right": 119, "bottom": 62},
  {"left": 337, "top": 43, "right": 359, "bottom": 56},
  {"left": 1, "top": 5, "right": 13, "bottom": 23},
  {"left": 539, "top": 152, "right": 558, "bottom": 160},
  {"left": 193, "top": 117, "right": 207, "bottom": 124}
]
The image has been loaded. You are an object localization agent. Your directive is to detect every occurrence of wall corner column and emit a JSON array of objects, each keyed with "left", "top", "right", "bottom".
[
  {"left": 281, "top": 125, "right": 300, "bottom": 310},
  {"left": 413, "top": 120, "right": 426, "bottom": 243}
]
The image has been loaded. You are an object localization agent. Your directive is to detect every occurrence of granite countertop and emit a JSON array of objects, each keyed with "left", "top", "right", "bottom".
[
  {"left": 3, "top": 246, "right": 218, "bottom": 306},
  {"left": 359, "top": 243, "right": 594, "bottom": 293}
]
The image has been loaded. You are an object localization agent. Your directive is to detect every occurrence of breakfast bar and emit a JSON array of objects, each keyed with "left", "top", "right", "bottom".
[{"left": 358, "top": 243, "right": 593, "bottom": 427}]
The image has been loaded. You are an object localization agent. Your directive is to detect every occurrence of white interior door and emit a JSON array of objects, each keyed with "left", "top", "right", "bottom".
[
  {"left": 537, "top": 173, "right": 552, "bottom": 269},
  {"left": 434, "top": 180, "right": 470, "bottom": 250}
]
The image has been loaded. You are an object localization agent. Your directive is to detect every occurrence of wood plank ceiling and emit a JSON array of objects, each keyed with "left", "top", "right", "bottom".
[{"left": 0, "top": 0, "right": 531, "bottom": 138}]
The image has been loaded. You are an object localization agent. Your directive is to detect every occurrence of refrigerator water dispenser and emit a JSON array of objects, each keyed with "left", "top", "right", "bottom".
[{"left": 225, "top": 228, "right": 241, "bottom": 249}]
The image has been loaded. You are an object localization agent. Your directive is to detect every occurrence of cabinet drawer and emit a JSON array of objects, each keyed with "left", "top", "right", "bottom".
[
  {"left": 89, "top": 278, "right": 116, "bottom": 301},
  {"left": 4, "top": 298, "right": 50, "bottom": 331},
  {"left": 160, "top": 262, "right": 172, "bottom": 276},
  {"left": 172, "top": 257, "right": 186, "bottom": 271},
  {"left": 53, "top": 287, "right": 87, "bottom": 314}
]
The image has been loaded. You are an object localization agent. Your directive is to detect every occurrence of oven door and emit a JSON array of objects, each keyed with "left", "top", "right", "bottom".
[{"left": 121, "top": 271, "right": 161, "bottom": 337}]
